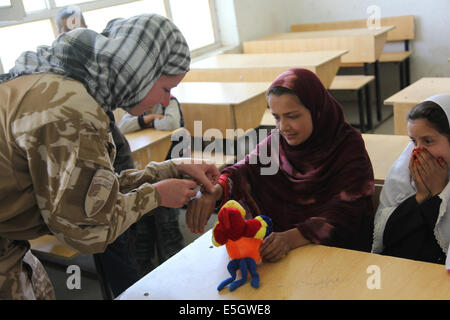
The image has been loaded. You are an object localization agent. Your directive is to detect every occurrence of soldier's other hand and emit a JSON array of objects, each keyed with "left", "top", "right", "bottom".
[{"left": 153, "top": 178, "right": 197, "bottom": 208}]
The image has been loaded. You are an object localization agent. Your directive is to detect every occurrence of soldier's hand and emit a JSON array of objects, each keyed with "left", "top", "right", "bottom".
[
  {"left": 153, "top": 178, "right": 198, "bottom": 208},
  {"left": 172, "top": 158, "right": 220, "bottom": 193}
]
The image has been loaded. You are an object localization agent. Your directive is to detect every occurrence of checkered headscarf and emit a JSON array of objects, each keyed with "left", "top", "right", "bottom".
[{"left": 0, "top": 14, "right": 190, "bottom": 112}]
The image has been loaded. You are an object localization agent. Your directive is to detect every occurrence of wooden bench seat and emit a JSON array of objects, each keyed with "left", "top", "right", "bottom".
[
  {"left": 379, "top": 51, "right": 412, "bottom": 63},
  {"left": 329, "top": 75, "right": 374, "bottom": 90}
]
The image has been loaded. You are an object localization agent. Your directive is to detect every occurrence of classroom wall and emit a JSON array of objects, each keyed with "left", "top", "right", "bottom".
[{"left": 224, "top": 0, "right": 450, "bottom": 102}]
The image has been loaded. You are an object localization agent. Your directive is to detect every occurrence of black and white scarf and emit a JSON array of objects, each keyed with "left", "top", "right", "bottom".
[{"left": 0, "top": 14, "right": 190, "bottom": 112}]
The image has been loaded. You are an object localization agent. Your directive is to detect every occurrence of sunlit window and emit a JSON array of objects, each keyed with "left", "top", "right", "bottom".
[
  {"left": 0, "top": 19, "right": 54, "bottom": 71},
  {"left": 22, "top": 0, "right": 47, "bottom": 12},
  {"left": 83, "top": 0, "right": 166, "bottom": 33},
  {"left": 0, "top": 0, "right": 220, "bottom": 73},
  {"left": 169, "top": 0, "right": 215, "bottom": 50},
  {"left": 0, "top": 0, "right": 11, "bottom": 8},
  {"left": 55, "top": 0, "right": 94, "bottom": 7}
]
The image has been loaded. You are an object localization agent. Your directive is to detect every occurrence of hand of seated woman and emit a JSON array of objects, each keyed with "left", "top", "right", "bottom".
[{"left": 186, "top": 184, "right": 223, "bottom": 234}]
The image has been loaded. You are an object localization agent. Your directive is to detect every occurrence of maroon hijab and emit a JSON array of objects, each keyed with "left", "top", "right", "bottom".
[{"left": 223, "top": 68, "right": 374, "bottom": 251}]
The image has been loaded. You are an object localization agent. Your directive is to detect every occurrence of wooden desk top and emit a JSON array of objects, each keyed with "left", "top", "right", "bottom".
[
  {"left": 30, "top": 235, "right": 78, "bottom": 259},
  {"left": 257, "top": 26, "right": 394, "bottom": 41},
  {"left": 172, "top": 82, "right": 270, "bottom": 105},
  {"left": 184, "top": 51, "right": 345, "bottom": 88},
  {"left": 384, "top": 77, "right": 450, "bottom": 105},
  {"left": 189, "top": 51, "right": 347, "bottom": 69},
  {"left": 118, "top": 229, "right": 450, "bottom": 300},
  {"left": 243, "top": 26, "right": 394, "bottom": 64},
  {"left": 361, "top": 134, "right": 410, "bottom": 184},
  {"left": 125, "top": 128, "right": 175, "bottom": 153}
]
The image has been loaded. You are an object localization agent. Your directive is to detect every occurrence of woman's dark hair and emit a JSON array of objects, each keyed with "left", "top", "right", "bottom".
[
  {"left": 407, "top": 100, "right": 450, "bottom": 139},
  {"left": 267, "top": 86, "right": 308, "bottom": 110}
]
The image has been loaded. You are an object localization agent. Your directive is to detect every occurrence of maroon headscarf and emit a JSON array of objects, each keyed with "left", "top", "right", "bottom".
[{"left": 222, "top": 68, "right": 375, "bottom": 251}]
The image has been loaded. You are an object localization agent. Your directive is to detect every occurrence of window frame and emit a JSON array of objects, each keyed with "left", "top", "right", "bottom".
[
  {"left": 0, "top": 0, "right": 221, "bottom": 55},
  {"left": 0, "top": 0, "right": 25, "bottom": 21}
]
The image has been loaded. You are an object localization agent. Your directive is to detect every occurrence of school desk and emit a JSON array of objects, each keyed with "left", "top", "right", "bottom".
[
  {"left": 384, "top": 77, "right": 450, "bottom": 135},
  {"left": 172, "top": 82, "right": 270, "bottom": 140},
  {"left": 361, "top": 134, "right": 410, "bottom": 184},
  {"left": 117, "top": 229, "right": 450, "bottom": 300},
  {"left": 183, "top": 51, "right": 347, "bottom": 89},
  {"left": 125, "top": 128, "right": 182, "bottom": 169},
  {"left": 243, "top": 26, "right": 395, "bottom": 123}
]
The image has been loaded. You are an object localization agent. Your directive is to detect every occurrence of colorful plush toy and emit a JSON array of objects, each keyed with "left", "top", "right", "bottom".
[{"left": 212, "top": 200, "right": 272, "bottom": 291}]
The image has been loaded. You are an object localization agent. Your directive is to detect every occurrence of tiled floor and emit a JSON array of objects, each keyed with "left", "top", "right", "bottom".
[{"left": 38, "top": 100, "right": 395, "bottom": 300}]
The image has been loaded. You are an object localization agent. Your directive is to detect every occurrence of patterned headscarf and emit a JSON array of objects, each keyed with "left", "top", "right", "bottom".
[{"left": 0, "top": 14, "right": 190, "bottom": 112}]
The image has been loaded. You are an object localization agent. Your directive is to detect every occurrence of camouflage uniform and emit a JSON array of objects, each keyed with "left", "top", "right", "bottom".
[{"left": 0, "top": 73, "right": 180, "bottom": 299}]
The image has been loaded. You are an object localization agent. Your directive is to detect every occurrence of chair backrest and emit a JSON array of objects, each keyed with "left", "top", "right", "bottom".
[
  {"left": 371, "top": 184, "right": 383, "bottom": 212},
  {"left": 291, "top": 15, "right": 415, "bottom": 42}
]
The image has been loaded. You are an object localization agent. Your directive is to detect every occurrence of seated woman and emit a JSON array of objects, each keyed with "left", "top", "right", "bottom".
[
  {"left": 118, "top": 95, "right": 183, "bottom": 134},
  {"left": 372, "top": 94, "right": 450, "bottom": 264},
  {"left": 186, "top": 68, "right": 375, "bottom": 262}
]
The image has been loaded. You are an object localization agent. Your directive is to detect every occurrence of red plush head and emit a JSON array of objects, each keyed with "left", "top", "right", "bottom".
[{"left": 212, "top": 200, "right": 273, "bottom": 263}]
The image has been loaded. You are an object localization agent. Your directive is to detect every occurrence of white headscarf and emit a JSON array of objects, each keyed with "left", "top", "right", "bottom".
[
  {"left": 0, "top": 14, "right": 190, "bottom": 112},
  {"left": 372, "top": 94, "right": 450, "bottom": 255}
]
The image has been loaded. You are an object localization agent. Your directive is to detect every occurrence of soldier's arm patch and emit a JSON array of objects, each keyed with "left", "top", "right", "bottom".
[{"left": 84, "top": 169, "right": 116, "bottom": 217}]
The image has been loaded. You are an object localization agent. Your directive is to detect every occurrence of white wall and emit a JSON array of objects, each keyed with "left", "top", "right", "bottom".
[{"left": 226, "top": 0, "right": 450, "bottom": 82}]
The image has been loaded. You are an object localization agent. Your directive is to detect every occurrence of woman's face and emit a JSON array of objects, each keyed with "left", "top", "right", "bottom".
[
  {"left": 268, "top": 93, "right": 313, "bottom": 146},
  {"left": 407, "top": 118, "right": 450, "bottom": 163},
  {"left": 128, "top": 73, "right": 185, "bottom": 116}
]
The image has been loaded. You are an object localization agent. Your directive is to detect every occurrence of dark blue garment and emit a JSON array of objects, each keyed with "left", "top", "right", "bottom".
[{"left": 133, "top": 206, "right": 184, "bottom": 277}]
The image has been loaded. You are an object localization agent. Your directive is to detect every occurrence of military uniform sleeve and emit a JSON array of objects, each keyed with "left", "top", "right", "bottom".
[
  {"left": 12, "top": 76, "right": 174, "bottom": 254},
  {"left": 116, "top": 160, "right": 180, "bottom": 194}
]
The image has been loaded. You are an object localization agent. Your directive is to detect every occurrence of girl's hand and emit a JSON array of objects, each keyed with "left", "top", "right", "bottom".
[
  {"left": 186, "top": 184, "right": 223, "bottom": 233},
  {"left": 143, "top": 114, "right": 164, "bottom": 126},
  {"left": 413, "top": 148, "right": 448, "bottom": 198},
  {"left": 259, "top": 232, "right": 291, "bottom": 262},
  {"left": 410, "top": 150, "right": 431, "bottom": 204}
]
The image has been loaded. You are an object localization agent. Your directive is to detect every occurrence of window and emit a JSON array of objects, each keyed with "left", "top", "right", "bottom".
[
  {"left": 0, "top": 0, "right": 220, "bottom": 72},
  {"left": 0, "top": 0, "right": 24, "bottom": 20},
  {"left": 83, "top": 0, "right": 166, "bottom": 33},
  {"left": 169, "top": 0, "right": 215, "bottom": 51},
  {"left": 0, "top": 0, "right": 12, "bottom": 7},
  {"left": 0, "top": 19, "right": 54, "bottom": 71}
]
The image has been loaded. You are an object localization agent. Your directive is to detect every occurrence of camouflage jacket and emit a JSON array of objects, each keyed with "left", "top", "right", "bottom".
[{"left": 0, "top": 74, "right": 179, "bottom": 299}]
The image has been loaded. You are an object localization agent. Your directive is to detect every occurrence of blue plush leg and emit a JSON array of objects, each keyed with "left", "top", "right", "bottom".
[
  {"left": 246, "top": 258, "right": 260, "bottom": 288},
  {"left": 217, "top": 259, "right": 240, "bottom": 291},
  {"left": 229, "top": 259, "right": 248, "bottom": 291}
]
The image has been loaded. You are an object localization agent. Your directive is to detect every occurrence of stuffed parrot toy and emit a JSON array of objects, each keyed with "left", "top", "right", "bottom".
[{"left": 212, "top": 200, "right": 272, "bottom": 291}]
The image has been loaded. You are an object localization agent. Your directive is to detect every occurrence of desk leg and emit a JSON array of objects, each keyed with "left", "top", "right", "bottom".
[
  {"left": 364, "top": 62, "right": 382, "bottom": 122},
  {"left": 364, "top": 83, "right": 373, "bottom": 131},
  {"left": 357, "top": 89, "right": 366, "bottom": 132},
  {"left": 399, "top": 61, "right": 405, "bottom": 89},
  {"left": 374, "top": 61, "right": 382, "bottom": 121},
  {"left": 405, "top": 57, "right": 411, "bottom": 86}
]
